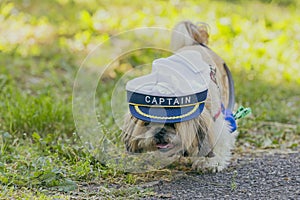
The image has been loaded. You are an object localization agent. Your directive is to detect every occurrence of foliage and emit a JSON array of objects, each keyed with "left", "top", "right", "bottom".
[{"left": 0, "top": 0, "right": 299, "bottom": 198}]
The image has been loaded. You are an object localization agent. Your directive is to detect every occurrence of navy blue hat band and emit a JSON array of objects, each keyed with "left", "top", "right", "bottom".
[
  {"left": 127, "top": 90, "right": 208, "bottom": 107},
  {"left": 128, "top": 102, "right": 205, "bottom": 123}
]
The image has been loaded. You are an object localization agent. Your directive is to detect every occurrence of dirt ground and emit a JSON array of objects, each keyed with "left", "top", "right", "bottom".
[{"left": 144, "top": 150, "right": 300, "bottom": 199}]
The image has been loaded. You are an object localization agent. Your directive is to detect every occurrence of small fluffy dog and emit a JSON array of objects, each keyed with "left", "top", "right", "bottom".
[{"left": 122, "top": 21, "right": 237, "bottom": 172}]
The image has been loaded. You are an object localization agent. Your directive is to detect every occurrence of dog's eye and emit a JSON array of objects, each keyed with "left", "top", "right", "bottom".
[
  {"left": 144, "top": 122, "right": 150, "bottom": 126},
  {"left": 165, "top": 123, "right": 175, "bottom": 129}
]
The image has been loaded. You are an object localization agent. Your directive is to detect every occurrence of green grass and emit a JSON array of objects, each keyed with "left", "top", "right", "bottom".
[{"left": 0, "top": 0, "right": 300, "bottom": 198}]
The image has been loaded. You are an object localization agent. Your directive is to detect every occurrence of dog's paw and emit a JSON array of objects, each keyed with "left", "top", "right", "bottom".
[{"left": 192, "top": 157, "right": 225, "bottom": 173}]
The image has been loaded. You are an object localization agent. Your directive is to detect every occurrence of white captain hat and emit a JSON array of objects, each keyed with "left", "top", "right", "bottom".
[{"left": 126, "top": 50, "right": 211, "bottom": 123}]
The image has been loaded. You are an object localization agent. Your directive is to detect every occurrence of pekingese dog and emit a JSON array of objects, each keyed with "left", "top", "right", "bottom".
[{"left": 122, "top": 21, "right": 238, "bottom": 172}]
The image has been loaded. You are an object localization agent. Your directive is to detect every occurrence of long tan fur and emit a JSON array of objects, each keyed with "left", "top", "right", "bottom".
[{"left": 122, "top": 21, "right": 237, "bottom": 172}]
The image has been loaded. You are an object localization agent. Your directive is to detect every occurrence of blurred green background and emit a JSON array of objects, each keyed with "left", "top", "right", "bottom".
[{"left": 0, "top": 0, "right": 299, "bottom": 198}]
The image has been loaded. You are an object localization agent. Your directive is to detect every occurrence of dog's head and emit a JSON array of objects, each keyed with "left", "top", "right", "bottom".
[
  {"left": 122, "top": 107, "right": 214, "bottom": 157},
  {"left": 122, "top": 49, "right": 223, "bottom": 157},
  {"left": 122, "top": 118, "right": 178, "bottom": 153}
]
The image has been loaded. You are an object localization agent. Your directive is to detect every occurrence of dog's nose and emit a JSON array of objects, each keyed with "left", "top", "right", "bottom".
[{"left": 154, "top": 128, "right": 167, "bottom": 140}]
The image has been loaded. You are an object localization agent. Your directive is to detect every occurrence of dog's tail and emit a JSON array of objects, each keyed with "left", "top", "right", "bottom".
[
  {"left": 170, "top": 21, "right": 236, "bottom": 112},
  {"left": 170, "top": 21, "right": 209, "bottom": 51}
]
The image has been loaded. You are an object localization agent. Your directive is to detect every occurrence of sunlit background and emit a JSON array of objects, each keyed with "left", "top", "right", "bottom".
[
  {"left": 0, "top": 0, "right": 299, "bottom": 198},
  {"left": 1, "top": 0, "right": 300, "bottom": 82}
]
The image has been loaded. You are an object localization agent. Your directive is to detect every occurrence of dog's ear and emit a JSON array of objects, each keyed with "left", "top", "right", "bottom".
[
  {"left": 122, "top": 114, "right": 143, "bottom": 153},
  {"left": 122, "top": 130, "right": 131, "bottom": 151},
  {"left": 122, "top": 133, "right": 142, "bottom": 153},
  {"left": 122, "top": 114, "right": 134, "bottom": 151},
  {"left": 122, "top": 129, "right": 140, "bottom": 153}
]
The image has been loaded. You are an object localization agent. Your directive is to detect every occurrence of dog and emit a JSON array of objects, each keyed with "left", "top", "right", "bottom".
[{"left": 122, "top": 21, "right": 237, "bottom": 172}]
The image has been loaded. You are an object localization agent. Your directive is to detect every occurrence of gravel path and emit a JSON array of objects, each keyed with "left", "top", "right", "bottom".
[{"left": 146, "top": 151, "right": 300, "bottom": 199}]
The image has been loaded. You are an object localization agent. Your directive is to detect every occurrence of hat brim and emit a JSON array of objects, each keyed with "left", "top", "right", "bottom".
[{"left": 129, "top": 103, "right": 205, "bottom": 123}]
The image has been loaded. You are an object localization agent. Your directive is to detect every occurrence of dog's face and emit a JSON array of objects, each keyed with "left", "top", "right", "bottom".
[
  {"left": 122, "top": 108, "right": 214, "bottom": 157},
  {"left": 139, "top": 122, "right": 177, "bottom": 151},
  {"left": 122, "top": 116, "right": 177, "bottom": 153}
]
